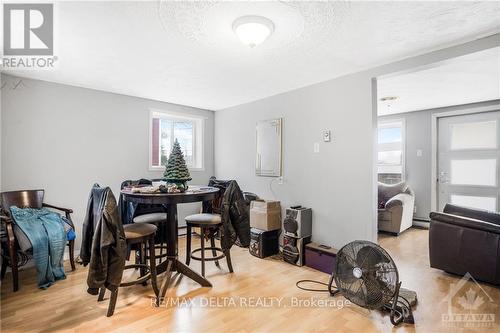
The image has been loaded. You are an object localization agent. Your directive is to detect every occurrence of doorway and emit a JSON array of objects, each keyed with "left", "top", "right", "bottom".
[
  {"left": 374, "top": 47, "right": 500, "bottom": 238},
  {"left": 437, "top": 110, "right": 500, "bottom": 211}
]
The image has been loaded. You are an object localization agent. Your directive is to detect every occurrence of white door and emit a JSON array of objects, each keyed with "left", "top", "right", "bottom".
[{"left": 438, "top": 111, "right": 500, "bottom": 212}]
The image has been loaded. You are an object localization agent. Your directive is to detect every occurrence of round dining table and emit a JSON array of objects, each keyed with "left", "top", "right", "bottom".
[{"left": 120, "top": 186, "right": 219, "bottom": 302}]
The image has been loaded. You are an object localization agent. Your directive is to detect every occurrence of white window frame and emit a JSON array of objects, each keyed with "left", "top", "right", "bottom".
[
  {"left": 377, "top": 119, "right": 406, "bottom": 181},
  {"left": 149, "top": 109, "right": 205, "bottom": 171}
]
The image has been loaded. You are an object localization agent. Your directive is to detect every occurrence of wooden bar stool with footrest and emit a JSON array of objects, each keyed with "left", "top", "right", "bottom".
[
  {"left": 98, "top": 222, "right": 159, "bottom": 317},
  {"left": 132, "top": 212, "right": 168, "bottom": 263},
  {"left": 120, "top": 179, "right": 168, "bottom": 263},
  {"left": 185, "top": 213, "right": 233, "bottom": 277}
]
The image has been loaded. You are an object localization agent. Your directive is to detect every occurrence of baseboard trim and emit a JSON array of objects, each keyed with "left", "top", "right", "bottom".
[{"left": 413, "top": 220, "right": 430, "bottom": 229}]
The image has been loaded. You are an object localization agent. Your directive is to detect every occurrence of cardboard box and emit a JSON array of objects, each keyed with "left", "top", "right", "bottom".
[{"left": 250, "top": 200, "right": 281, "bottom": 231}]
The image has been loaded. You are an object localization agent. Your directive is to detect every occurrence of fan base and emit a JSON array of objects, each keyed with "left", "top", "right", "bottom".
[{"left": 399, "top": 288, "right": 417, "bottom": 307}]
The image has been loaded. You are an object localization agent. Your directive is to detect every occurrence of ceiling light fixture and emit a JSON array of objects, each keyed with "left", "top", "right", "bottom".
[
  {"left": 232, "top": 15, "right": 274, "bottom": 48},
  {"left": 380, "top": 96, "right": 398, "bottom": 108},
  {"left": 380, "top": 96, "right": 398, "bottom": 102}
]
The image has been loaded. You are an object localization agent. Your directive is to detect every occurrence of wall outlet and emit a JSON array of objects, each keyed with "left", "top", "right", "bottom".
[
  {"left": 314, "top": 142, "right": 320, "bottom": 153},
  {"left": 416, "top": 149, "right": 423, "bottom": 157}
]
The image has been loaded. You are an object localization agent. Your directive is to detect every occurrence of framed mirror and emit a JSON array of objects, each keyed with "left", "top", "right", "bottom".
[{"left": 256, "top": 118, "right": 282, "bottom": 177}]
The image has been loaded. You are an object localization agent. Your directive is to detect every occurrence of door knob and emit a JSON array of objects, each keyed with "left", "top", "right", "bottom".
[{"left": 439, "top": 171, "right": 450, "bottom": 184}]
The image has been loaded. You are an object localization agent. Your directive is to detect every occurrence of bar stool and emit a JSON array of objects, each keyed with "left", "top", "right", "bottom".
[
  {"left": 185, "top": 213, "right": 233, "bottom": 277},
  {"left": 132, "top": 213, "right": 168, "bottom": 262},
  {"left": 98, "top": 223, "right": 159, "bottom": 317},
  {"left": 120, "top": 179, "right": 168, "bottom": 262}
]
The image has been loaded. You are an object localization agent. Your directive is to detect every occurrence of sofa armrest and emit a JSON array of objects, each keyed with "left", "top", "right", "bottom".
[
  {"left": 430, "top": 212, "right": 500, "bottom": 234},
  {"left": 385, "top": 193, "right": 413, "bottom": 210}
]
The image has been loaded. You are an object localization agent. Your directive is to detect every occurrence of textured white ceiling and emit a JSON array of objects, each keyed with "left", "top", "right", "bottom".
[
  {"left": 5, "top": 1, "right": 500, "bottom": 110},
  {"left": 377, "top": 47, "right": 500, "bottom": 116}
]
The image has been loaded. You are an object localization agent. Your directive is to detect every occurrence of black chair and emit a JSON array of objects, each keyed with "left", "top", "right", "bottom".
[{"left": 429, "top": 204, "right": 500, "bottom": 285}]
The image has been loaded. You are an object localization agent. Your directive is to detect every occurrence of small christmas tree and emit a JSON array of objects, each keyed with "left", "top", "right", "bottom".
[{"left": 164, "top": 139, "right": 192, "bottom": 191}]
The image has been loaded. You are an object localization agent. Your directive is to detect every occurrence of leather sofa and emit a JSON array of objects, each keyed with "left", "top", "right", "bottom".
[
  {"left": 378, "top": 182, "right": 415, "bottom": 235},
  {"left": 429, "top": 204, "right": 500, "bottom": 285}
]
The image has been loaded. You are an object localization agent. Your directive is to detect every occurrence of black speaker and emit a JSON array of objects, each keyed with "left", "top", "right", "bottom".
[
  {"left": 282, "top": 234, "right": 311, "bottom": 266},
  {"left": 283, "top": 206, "right": 312, "bottom": 238},
  {"left": 249, "top": 228, "right": 280, "bottom": 258}
]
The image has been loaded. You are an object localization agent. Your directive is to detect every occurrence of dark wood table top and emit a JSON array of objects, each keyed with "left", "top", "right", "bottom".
[{"left": 120, "top": 186, "right": 219, "bottom": 205}]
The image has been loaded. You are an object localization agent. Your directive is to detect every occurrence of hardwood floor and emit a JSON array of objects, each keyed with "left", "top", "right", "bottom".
[{"left": 1, "top": 228, "right": 499, "bottom": 333}]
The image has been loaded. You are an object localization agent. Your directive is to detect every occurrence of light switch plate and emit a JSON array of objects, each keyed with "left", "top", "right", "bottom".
[
  {"left": 314, "top": 142, "right": 320, "bottom": 153},
  {"left": 323, "top": 130, "right": 331, "bottom": 142}
]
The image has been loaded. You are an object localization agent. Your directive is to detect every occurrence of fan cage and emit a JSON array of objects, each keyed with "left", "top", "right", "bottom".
[{"left": 334, "top": 240, "right": 399, "bottom": 309}]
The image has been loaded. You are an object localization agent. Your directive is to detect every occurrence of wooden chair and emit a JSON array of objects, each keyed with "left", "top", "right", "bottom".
[
  {"left": 185, "top": 184, "right": 233, "bottom": 277},
  {"left": 185, "top": 215, "right": 233, "bottom": 277},
  {"left": 0, "top": 190, "right": 76, "bottom": 292},
  {"left": 98, "top": 223, "right": 159, "bottom": 317},
  {"left": 120, "top": 179, "right": 168, "bottom": 261}
]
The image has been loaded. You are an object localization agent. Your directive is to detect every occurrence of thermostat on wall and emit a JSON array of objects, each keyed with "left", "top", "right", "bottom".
[{"left": 323, "top": 130, "right": 331, "bottom": 142}]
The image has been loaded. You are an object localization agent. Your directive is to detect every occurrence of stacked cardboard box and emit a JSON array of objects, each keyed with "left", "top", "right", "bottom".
[{"left": 248, "top": 200, "right": 281, "bottom": 258}]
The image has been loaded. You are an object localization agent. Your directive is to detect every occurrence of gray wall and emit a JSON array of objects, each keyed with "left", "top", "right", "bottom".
[
  {"left": 215, "top": 34, "right": 500, "bottom": 249},
  {"left": 215, "top": 72, "right": 375, "bottom": 248},
  {"left": 379, "top": 100, "right": 500, "bottom": 220},
  {"left": 1, "top": 74, "right": 215, "bottom": 252}
]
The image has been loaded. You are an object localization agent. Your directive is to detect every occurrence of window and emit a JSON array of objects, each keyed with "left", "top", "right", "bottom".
[
  {"left": 150, "top": 110, "right": 204, "bottom": 170},
  {"left": 451, "top": 159, "right": 497, "bottom": 186},
  {"left": 450, "top": 120, "right": 497, "bottom": 150},
  {"left": 378, "top": 120, "right": 405, "bottom": 184}
]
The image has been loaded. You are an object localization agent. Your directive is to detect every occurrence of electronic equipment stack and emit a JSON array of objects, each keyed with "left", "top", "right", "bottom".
[
  {"left": 249, "top": 200, "right": 281, "bottom": 258},
  {"left": 249, "top": 228, "right": 280, "bottom": 258},
  {"left": 282, "top": 206, "right": 312, "bottom": 266}
]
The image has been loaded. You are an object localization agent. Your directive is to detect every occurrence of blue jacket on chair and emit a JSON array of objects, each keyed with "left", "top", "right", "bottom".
[{"left": 9, "top": 206, "right": 66, "bottom": 289}]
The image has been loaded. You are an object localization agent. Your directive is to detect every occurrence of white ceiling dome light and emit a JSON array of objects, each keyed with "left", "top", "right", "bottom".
[{"left": 232, "top": 15, "right": 275, "bottom": 47}]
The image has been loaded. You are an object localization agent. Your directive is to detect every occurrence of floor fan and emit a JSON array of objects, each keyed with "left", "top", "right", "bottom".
[{"left": 327, "top": 240, "right": 416, "bottom": 326}]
